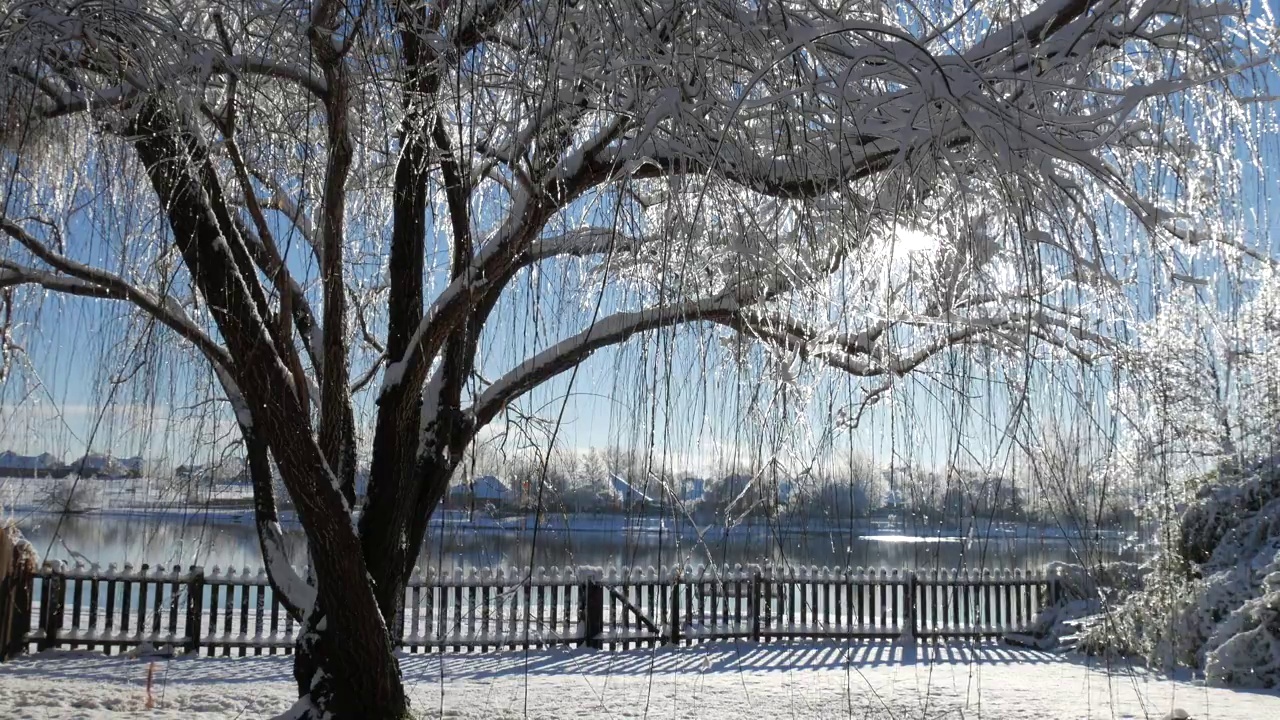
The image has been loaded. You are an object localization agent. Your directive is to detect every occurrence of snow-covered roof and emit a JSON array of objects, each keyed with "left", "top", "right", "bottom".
[
  {"left": 680, "top": 477, "right": 706, "bottom": 500},
  {"left": 610, "top": 474, "right": 656, "bottom": 504},
  {"left": 0, "top": 451, "right": 62, "bottom": 470},
  {"left": 451, "top": 475, "right": 510, "bottom": 500}
]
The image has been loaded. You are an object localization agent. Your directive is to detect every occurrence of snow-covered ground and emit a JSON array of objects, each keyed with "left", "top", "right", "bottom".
[{"left": 2, "top": 641, "right": 1276, "bottom": 719}]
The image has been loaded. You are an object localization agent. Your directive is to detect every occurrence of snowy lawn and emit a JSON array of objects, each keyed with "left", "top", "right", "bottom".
[{"left": 2, "top": 641, "right": 1278, "bottom": 719}]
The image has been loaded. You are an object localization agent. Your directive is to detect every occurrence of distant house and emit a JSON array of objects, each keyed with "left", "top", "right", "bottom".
[
  {"left": 708, "top": 471, "right": 794, "bottom": 517},
  {"left": 68, "top": 453, "right": 129, "bottom": 478},
  {"left": 679, "top": 477, "right": 706, "bottom": 503},
  {"left": 120, "top": 456, "right": 145, "bottom": 477},
  {"left": 175, "top": 458, "right": 249, "bottom": 484},
  {"left": 776, "top": 480, "right": 794, "bottom": 505},
  {"left": 449, "top": 475, "right": 510, "bottom": 504},
  {"left": 610, "top": 474, "right": 656, "bottom": 505},
  {"left": 717, "top": 473, "right": 753, "bottom": 501},
  {"left": 0, "top": 451, "right": 63, "bottom": 476}
]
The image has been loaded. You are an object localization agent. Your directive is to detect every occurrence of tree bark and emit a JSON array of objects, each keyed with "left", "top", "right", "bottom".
[{"left": 290, "top": 603, "right": 407, "bottom": 720}]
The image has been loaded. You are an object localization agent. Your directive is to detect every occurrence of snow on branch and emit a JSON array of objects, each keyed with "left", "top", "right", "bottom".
[
  {"left": 470, "top": 295, "right": 743, "bottom": 425},
  {"left": 724, "top": 304, "right": 1108, "bottom": 377},
  {"left": 219, "top": 55, "right": 327, "bottom": 99},
  {"left": 377, "top": 190, "right": 535, "bottom": 398},
  {"left": 470, "top": 289, "right": 1111, "bottom": 428},
  {"left": 469, "top": 282, "right": 1106, "bottom": 425},
  {"left": 523, "top": 227, "right": 648, "bottom": 264},
  {"left": 259, "top": 518, "right": 316, "bottom": 619}
]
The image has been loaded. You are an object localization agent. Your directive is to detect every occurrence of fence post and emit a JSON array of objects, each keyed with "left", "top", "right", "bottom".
[
  {"left": 39, "top": 564, "right": 65, "bottom": 651},
  {"left": 750, "top": 570, "right": 762, "bottom": 642},
  {"left": 185, "top": 566, "right": 204, "bottom": 655},
  {"left": 668, "top": 578, "right": 681, "bottom": 646},
  {"left": 904, "top": 570, "right": 917, "bottom": 641},
  {"left": 580, "top": 577, "right": 604, "bottom": 649}
]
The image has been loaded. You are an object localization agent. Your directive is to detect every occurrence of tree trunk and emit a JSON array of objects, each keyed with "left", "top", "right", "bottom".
[
  {"left": 127, "top": 103, "right": 408, "bottom": 720},
  {"left": 289, "top": 604, "right": 407, "bottom": 720}
]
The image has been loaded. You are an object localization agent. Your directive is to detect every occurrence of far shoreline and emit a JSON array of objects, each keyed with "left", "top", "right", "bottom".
[{"left": 7, "top": 503, "right": 1139, "bottom": 545}]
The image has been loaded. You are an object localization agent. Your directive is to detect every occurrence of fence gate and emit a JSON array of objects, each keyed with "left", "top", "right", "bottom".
[{"left": 586, "top": 569, "right": 669, "bottom": 648}]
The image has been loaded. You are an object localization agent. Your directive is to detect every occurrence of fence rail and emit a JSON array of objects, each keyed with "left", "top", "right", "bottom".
[{"left": 6, "top": 562, "right": 1061, "bottom": 657}]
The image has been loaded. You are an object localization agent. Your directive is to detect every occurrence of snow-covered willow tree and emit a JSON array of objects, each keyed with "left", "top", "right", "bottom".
[
  {"left": 1075, "top": 253, "right": 1280, "bottom": 684},
  {"left": 1117, "top": 269, "right": 1280, "bottom": 477},
  {"left": 0, "top": 0, "right": 1272, "bottom": 715}
]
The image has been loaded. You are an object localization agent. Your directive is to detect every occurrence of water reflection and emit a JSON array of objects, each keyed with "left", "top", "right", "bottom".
[{"left": 16, "top": 512, "right": 1137, "bottom": 573}]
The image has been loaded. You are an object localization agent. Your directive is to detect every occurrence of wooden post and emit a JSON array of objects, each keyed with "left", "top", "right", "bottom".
[
  {"left": 138, "top": 563, "right": 153, "bottom": 640},
  {"left": 40, "top": 565, "right": 65, "bottom": 651},
  {"left": 168, "top": 565, "right": 182, "bottom": 642},
  {"left": 184, "top": 567, "right": 204, "bottom": 655},
  {"left": 748, "top": 570, "right": 761, "bottom": 642},
  {"left": 904, "top": 570, "right": 918, "bottom": 641},
  {"left": 667, "top": 579, "right": 681, "bottom": 646},
  {"left": 581, "top": 579, "right": 603, "bottom": 649}
]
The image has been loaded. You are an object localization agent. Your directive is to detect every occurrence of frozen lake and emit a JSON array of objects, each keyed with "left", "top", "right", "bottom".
[{"left": 11, "top": 508, "right": 1138, "bottom": 573}]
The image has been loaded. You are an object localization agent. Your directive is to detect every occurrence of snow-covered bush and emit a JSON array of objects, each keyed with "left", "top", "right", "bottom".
[
  {"left": 2, "top": 523, "right": 38, "bottom": 574},
  {"left": 37, "top": 479, "right": 100, "bottom": 515},
  {"left": 1005, "top": 561, "right": 1147, "bottom": 651},
  {"left": 1203, "top": 569, "right": 1280, "bottom": 688},
  {"left": 1076, "top": 457, "right": 1280, "bottom": 685},
  {"left": 1047, "top": 560, "right": 1148, "bottom": 604},
  {"left": 1069, "top": 262, "right": 1280, "bottom": 686}
]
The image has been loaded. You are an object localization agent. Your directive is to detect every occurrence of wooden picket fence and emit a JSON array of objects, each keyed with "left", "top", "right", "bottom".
[{"left": 2, "top": 562, "right": 1061, "bottom": 658}]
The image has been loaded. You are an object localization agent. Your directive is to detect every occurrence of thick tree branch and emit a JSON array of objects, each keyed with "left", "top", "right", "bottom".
[
  {"left": 201, "top": 52, "right": 316, "bottom": 410},
  {"left": 471, "top": 296, "right": 741, "bottom": 426},
  {"left": 0, "top": 220, "right": 232, "bottom": 368},
  {"left": 217, "top": 368, "right": 313, "bottom": 622},
  {"left": 523, "top": 227, "right": 645, "bottom": 264},
  {"left": 469, "top": 297, "right": 1107, "bottom": 428},
  {"left": 126, "top": 98, "right": 365, "bottom": 593},
  {"left": 309, "top": 6, "right": 359, "bottom": 506},
  {"left": 219, "top": 55, "right": 329, "bottom": 100},
  {"left": 358, "top": 0, "right": 451, "bottom": 622}
]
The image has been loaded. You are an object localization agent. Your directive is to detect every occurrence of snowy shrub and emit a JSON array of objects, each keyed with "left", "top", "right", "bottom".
[
  {"left": 1016, "top": 598, "right": 1105, "bottom": 650},
  {"left": 1076, "top": 457, "right": 1280, "bottom": 686},
  {"left": 1077, "top": 269, "right": 1280, "bottom": 687},
  {"left": 37, "top": 479, "right": 101, "bottom": 514},
  {"left": 1010, "top": 561, "right": 1147, "bottom": 651},
  {"left": 1180, "top": 466, "right": 1280, "bottom": 565},
  {"left": 1203, "top": 577, "right": 1280, "bottom": 688},
  {"left": 1046, "top": 560, "right": 1147, "bottom": 604},
  {"left": 2, "top": 523, "right": 37, "bottom": 574}
]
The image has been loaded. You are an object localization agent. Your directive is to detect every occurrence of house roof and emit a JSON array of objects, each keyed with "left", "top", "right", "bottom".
[
  {"left": 610, "top": 474, "right": 656, "bottom": 503},
  {"left": 451, "top": 475, "right": 510, "bottom": 498}
]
